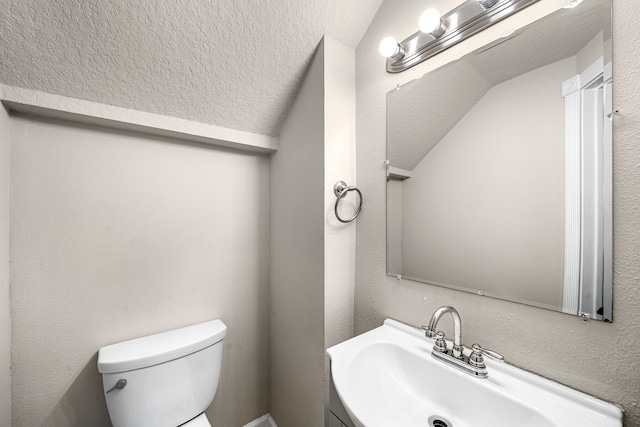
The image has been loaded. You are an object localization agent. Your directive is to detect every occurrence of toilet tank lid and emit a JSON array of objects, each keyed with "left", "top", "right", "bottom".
[{"left": 97, "top": 319, "right": 227, "bottom": 374}]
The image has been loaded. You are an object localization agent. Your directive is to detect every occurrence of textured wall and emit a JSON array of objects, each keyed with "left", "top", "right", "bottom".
[
  {"left": 270, "top": 40, "right": 326, "bottom": 427},
  {"left": 10, "top": 116, "right": 270, "bottom": 427},
  {"left": 323, "top": 36, "right": 356, "bottom": 351},
  {"left": 0, "top": 0, "right": 382, "bottom": 138},
  {"left": 356, "top": 0, "right": 640, "bottom": 425},
  {"left": 0, "top": 105, "right": 10, "bottom": 426},
  {"left": 270, "top": 36, "right": 357, "bottom": 427},
  {"left": 323, "top": 35, "right": 356, "bottom": 420}
]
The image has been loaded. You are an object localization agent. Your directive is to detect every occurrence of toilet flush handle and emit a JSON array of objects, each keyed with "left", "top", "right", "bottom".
[{"left": 106, "top": 379, "right": 127, "bottom": 394}]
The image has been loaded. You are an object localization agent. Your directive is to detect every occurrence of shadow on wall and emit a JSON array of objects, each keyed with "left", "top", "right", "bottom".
[{"left": 42, "top": 353, "right": 111, "bottom": 427}]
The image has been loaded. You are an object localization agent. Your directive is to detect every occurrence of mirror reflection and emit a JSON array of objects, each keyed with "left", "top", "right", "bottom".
[{"left": 386, "top": 0, "right": 613, "bottom": 321}]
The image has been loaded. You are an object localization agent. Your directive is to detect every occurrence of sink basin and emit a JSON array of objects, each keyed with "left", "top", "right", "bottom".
[{"left": 327, "top": 319, "right": 622, "bottom": 427}]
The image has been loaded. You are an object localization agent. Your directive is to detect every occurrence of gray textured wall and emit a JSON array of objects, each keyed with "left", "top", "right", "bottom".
[
  {"left": 10, "top": 116, "right": 270, "bottom": 426},
  {"left": 356, "top": 0, "right": 640, "bottom": 425},
  {"left": 270, "top": 36, "right": 357, "bottom": 427},
  {"left": 270, "top": 40, "right": 326, "bottom": 427},
  {"left": 323, "top": 35, "right": 357, "bottom": 424}
]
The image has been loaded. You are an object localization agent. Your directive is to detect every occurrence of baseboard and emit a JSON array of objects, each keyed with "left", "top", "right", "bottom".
[{"left": 243, "top": 413, "right": 278, "bottom": 427}]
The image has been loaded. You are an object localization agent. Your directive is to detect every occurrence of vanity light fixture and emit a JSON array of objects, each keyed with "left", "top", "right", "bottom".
[
  {"left": 477, "top": 0, "right": 500, "bottom": 9},
  {"left": 381, "top": 0, "right": 541, "bottom": 73}
]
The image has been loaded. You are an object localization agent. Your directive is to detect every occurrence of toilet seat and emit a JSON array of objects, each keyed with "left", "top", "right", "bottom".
[{"left": 181, "top": 413, "right": 211, "bottom": 427}]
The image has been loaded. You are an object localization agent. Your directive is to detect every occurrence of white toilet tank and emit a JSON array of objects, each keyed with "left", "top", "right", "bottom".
[{"left": 97, "top": 319, "right": 227, "bottom": 427}]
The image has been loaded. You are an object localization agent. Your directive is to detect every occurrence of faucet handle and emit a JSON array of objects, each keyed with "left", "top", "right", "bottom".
[
  {"left": 479, "top": 346, "right": 504, "bottom": 362},
  {"left": 469, "top": 344, "right": 486, "bottom": 369},
  {"left": 421, "top": 325, "right": 436, "bottom": 338},
  {"left": 434, "top": 331, "right": 448, "bottom": 353}
]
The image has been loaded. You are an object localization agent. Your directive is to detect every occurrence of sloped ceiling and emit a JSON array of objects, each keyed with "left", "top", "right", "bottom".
[
  {"left": 0, "top": 0, "right": 383, "bottom": 137},
  {"left": 387, "top": 0, "right": 610, "bottom": 171}
]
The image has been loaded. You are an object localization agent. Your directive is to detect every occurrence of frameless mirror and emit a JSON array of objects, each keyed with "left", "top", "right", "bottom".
[{"left": 386, "top": 0, "right": 613, "bottom": 321}]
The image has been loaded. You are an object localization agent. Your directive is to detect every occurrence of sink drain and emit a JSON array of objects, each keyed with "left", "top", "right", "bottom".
[{"left": 428, "top": 415, "right": 452, "bottom": 427}]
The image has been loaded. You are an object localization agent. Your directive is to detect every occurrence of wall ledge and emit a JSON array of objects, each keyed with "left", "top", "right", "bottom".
[{"left": 0, "top": 85, "right": 278, "bottom": 154}]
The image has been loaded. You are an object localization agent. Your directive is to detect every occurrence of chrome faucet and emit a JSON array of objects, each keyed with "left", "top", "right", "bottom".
[
  {"left": 424, "top": 305, "right": 503, "bottom": 379},
  {"left": 425, "top": 305, "right": 464, "bottom": 359}
]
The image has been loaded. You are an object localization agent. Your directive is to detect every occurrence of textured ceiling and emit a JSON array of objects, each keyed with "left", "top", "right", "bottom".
[
  {"left": 0, "top": 0, "right": 383, "bottom": 137},
  {"left": 388, "top": 0, "right": 610, "bottom": 171}
]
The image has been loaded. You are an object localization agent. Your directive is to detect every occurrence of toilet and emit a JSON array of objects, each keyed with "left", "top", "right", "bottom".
[{"left": 97, "top": 319, "right": 227, "bottom": 427}]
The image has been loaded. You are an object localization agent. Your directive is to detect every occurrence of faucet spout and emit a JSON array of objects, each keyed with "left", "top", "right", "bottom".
[{"left": 426, "top": 305, "right": 463, "bottom": 359}]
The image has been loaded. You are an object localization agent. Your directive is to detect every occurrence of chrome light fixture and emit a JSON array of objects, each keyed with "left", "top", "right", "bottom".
[
  {"left": 477, "top": 0, "right": 500, "bottom": 9},
  {"left": 380, "top": 0, "right": 542, "bottom": 73}
]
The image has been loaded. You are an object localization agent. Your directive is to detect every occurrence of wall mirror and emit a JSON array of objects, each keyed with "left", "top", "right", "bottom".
[{"left": 386, "top": 0, "right": 613, "bottom": 321}]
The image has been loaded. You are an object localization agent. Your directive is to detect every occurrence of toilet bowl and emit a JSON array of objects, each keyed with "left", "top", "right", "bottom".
[{"left": 98, "top": 319, "right": 227, "bottom": 427}]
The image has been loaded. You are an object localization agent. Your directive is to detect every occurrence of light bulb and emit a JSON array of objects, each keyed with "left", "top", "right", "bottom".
[
  {"left": 419, "top": 9, "right": 446, "bottom": 38},
  {"left": 379, "top": 36, "right": 403, "bottom": 59}
]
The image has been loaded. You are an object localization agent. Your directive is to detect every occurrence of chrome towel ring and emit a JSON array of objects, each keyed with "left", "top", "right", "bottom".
[{"left": 333, "top": 181, "right": 363, "bottom": 223}]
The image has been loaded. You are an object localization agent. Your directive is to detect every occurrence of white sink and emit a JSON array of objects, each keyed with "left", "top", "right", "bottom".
[{"left": 327, "top": 319, "right": 622, "bottom": 427}]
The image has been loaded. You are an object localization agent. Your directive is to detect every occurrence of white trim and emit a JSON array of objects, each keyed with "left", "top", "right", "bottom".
[
  {"left": 562, "top": 85, "right": 581, "bottom": 316},
  {"left": 579, "top": 81, "right": 604, "bottom": 318},
  {"left": 603, "top": 61, "right": 612, "bottom": 83},
  {"left": 0, "top": 84, "right": 278, "bottom": 154},
  {"left": 561, "top": 56, "right": 612, "bottom": 319},
  {"left": 243, "top": 414, "right": 278, "bottom": 427},
  {"left": 387, "top": 166, "right": 412, "bottom": 180},
  {"left": 562, "top": 75, "right": 581, "bottom": 97},
  {"left": 601, "top": 75, "right": 613, "bottom": 321},
  {"left": 579, "top": 57, "right": 604, "bottom": 88}
]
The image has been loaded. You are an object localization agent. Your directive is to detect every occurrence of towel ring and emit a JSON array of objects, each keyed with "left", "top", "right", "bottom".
[{"left": 333, "top": 181, "right": 363, "bottom": 223}]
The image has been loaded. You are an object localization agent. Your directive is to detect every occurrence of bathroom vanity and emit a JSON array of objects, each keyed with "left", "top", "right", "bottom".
[{"left": 327, "top": 317, "right": 622, "bottom": 427}]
